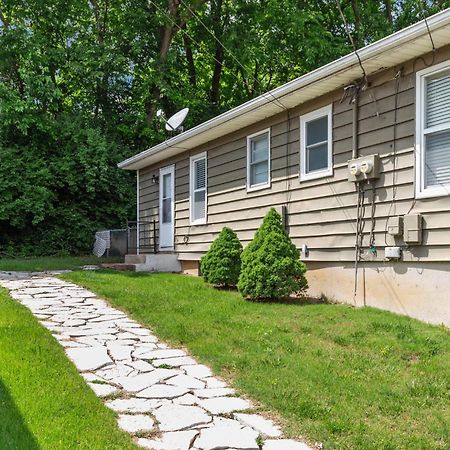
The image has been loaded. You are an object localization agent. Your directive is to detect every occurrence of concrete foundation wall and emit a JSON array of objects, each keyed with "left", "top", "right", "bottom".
[
  {"left": 181, "top": 260, "right": 200, "bottom": 276},
  {"left": 306, "top": 261, "right": 450, "bottom": 327}
]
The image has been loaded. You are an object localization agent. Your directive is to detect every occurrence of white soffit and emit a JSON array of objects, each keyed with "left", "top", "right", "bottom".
[{"left": 119, "top": 8, "right": 450, "bottom": 170}]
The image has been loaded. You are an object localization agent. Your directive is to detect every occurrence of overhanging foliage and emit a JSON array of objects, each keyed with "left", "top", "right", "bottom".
[{"left": 0, "top": 0, "right": 444, "bottom": 254}]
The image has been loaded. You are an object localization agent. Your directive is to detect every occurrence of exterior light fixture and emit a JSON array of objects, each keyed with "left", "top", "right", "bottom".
[{"left": 151, "top": 174, "right": 159, "bottom": 184}]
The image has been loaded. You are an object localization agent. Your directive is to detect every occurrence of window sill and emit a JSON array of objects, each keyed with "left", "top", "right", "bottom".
[
  {"left": 299, "top": 168, "right": 333, "bottom": 182},
  {"left": 415, "top": 187, "right": 450, "bottom": 200},
  {"left": 247, "top": 182, "right": 271, "bottom": 193},
  {"left": 190, "top": 219, "right": 207, "bottom": 226}
]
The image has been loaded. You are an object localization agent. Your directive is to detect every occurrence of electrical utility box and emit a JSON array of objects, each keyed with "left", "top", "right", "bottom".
[
  {"left": 403, "top": 214, "right": 423, "bottom": 244},
  {"left": 385, "top": 246, "right": 402, "bottom": 259},
  {"left": 387, "top": 216, "right": 403, "bottom": 236},
  {"left": 347, "top": 154, "right": 381, "bottom": 182}
]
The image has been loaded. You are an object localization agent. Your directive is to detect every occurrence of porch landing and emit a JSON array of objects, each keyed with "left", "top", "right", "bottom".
[{"left": 101, "top": 254, "right": 182, "bottom": 273}]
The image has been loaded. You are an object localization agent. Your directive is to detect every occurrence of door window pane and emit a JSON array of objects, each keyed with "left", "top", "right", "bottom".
[
  {"left": 161, "top": 172, "right": 172, "bottom": 224},
  {"left": 163, "top": 173, "right": 171, "bottom": 198},
  {"left": 162, "top": 198, "right": 171, "bottom": 224}
]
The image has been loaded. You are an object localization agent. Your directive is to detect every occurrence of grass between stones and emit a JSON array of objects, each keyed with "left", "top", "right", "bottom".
[
  {"left": 0, "top": 287, "right": 138, "bottom": 450},
  {"left": 0, "top": 256, "right": 120, "bottom": 272},
  {"left": 63, "top": 270, "right": 450, "bottom": 450}
]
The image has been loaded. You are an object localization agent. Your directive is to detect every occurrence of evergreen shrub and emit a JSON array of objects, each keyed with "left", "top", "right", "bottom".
[
  {"left": 200, "top": 227, "right": 242, "bottom": 287},
  {"left": 238, "top": 208, "right": 307, "bottom": 300}
]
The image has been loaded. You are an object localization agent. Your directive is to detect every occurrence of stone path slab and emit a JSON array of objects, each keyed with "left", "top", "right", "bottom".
[{"left": 0, "top": 271, "right": 313, "bottom": 450}]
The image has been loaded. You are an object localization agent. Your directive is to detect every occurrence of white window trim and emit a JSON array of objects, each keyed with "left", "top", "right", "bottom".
[
  {"left": 299, "top": 104, "right": 333, "bottom": 182},
  {"left": 415, "top": 59, "right": 450, "bottom": 199},
  {"left": 190, "top": 152, "right": 207, "bottom": 225},
  {"left": 247, "top": 128, "right": 271, "bottom": 192}
]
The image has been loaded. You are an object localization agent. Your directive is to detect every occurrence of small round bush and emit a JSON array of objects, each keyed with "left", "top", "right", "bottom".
[
  {"left": 238, "top": 208, "right": 307, "bottom": 300},
  {"left": 200, "top": 227, "right": 243, "bottom": 287}
]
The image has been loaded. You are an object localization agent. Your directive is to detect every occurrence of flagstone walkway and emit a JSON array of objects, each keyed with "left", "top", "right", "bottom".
[{"left": 0, "top": 271, "right": 312, "bottom": 450}]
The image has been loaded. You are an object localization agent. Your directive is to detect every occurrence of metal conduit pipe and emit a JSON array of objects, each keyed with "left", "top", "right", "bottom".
[
  {"left": 352, "top": 88, "right": 361, "bottom": 304},
  {"left": 352, "top": 91, "right": 359, "bottom": 159}
]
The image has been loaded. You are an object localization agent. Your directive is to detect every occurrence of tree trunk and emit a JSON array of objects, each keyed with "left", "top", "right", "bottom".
[
  {"left": 210, "top": 45, "right": 224, "bottom": 104},
  {"left": 350, "top": 0, "right": 362, "bottom": 48},
  {"left": 251, "top": 61, "right": 258, "bottom": 97},
  {"left": 383, "top": 0, "right": 393, "bottom": 26},
  {"left": 183, "top": 29, "right": 197, "bottom": 88},
  {"left": 145, "top": 0, "right": 208, "bottom": 126},
  {"left": 209, "top": 0, "right": 224, "bottom": 105},
  {"left": 89, "top": 0, "right": 110, "bottom": 118},
  {"left": 145, "top": 0, "right": 181, "bottom": 126},
  {"left": 238, "top": 67, "right": 251, "bottom": 98}
]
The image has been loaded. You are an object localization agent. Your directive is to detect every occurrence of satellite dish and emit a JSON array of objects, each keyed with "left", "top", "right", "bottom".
[{"left": 165, "top": 108, "right": 189, "bottom": 132}]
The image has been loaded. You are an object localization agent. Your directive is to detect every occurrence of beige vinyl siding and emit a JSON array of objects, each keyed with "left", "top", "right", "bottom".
[{"left": 138, "top": 45, "right": 450, "bottom": 262}]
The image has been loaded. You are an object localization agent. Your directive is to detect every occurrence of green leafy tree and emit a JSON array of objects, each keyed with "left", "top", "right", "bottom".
[
  {"left": 238, "top": 208, "right": 307, "bottom": 300},
  {"left": 200, "top": 226, "right": 242, "bottom": 287},
  {"left": 0, "top": 0, "right": 445, "bottom": 255}
]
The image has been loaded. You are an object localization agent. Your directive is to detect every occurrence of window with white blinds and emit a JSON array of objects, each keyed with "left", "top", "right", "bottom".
[
  {"left": 190, "top": 152, "right": 207, "bottom": 224},
  {"left": 247, "top": 129, "right": 271, "bottom": 191},
  {"left": 416, "top": 62, "right": 450, "bottom": 198}
]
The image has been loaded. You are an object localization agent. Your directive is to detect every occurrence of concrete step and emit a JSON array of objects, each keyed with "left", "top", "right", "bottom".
[
  {"left": 100, "top": 263, "right": 137, "bottom": 272},
  {"left": 125, "top": 254, "right": 146, "bottom": 264},
  {"left": 135, "top": 254, "right": 181, "bottom": 273}
]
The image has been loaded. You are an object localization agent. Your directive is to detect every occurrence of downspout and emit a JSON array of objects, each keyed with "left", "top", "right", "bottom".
[{"left": 136, "top": 169, "right": 140, "bottom": 255}]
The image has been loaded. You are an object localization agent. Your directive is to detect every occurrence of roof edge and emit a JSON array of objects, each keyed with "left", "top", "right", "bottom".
[{"left": 119, "top": 8, "right": 450, "bottom": 170}]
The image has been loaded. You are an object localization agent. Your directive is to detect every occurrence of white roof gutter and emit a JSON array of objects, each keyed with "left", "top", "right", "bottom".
[{"left": 119, "top": 8, "right": 450, "bottom": 170}]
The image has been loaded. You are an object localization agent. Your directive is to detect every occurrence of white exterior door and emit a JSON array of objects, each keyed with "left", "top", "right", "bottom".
[{"left": 159, "top": 165, "right": 175, "bottom": 250}]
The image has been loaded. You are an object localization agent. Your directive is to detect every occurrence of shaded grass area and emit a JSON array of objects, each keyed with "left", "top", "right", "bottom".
[
  {"left": 64, "top": 271, "right": 450, "bottom": 450},
  {"left": 0, "top": 255, "right": 120, "bottom": 272},
  {"left": 0, "top": 288, "right": 138, "bottom": 450}
]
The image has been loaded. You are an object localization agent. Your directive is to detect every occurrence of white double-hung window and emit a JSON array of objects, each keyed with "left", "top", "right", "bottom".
[
  {"left": 190, "top": 152, "right": 207, "bottom": 224},
  {"left": 247, "top": 129, "right": 271, "bottom": 191},
  {"left": 300, "top": 104, "right": 333, "bottom": 181},
  {"left": 416, "top": 61, "right": 450, "bottom": 198}
]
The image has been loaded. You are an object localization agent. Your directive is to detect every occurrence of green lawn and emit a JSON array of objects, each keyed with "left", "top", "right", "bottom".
[
  {"left": 63, "top": 271, "right": 450, "bottom": 450},
  {"left": 0, "top": 287, "right": 138, "bottom": 450},
  {"left": 0, "top": 255, "right": 120, "bottom": 272}
]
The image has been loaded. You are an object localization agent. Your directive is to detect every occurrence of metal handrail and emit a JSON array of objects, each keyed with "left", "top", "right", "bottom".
[{"left": 126, "top": 220, "right": 157, "bottom": 254}]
